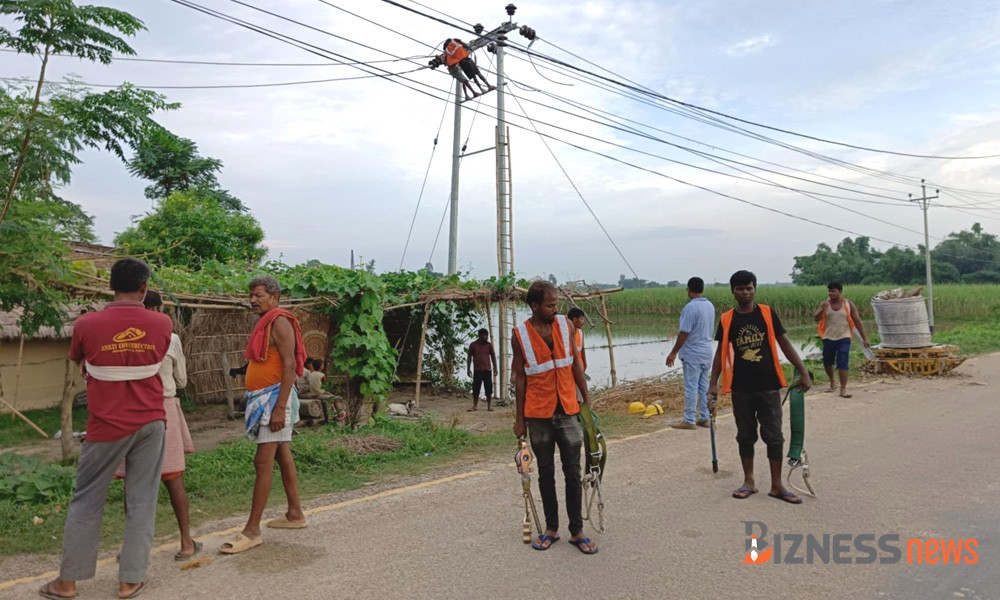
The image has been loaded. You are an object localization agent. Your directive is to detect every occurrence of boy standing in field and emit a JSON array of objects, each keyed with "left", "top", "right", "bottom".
[
  {"left": 466, "top": 329, "right": 497, "bottom": 411},
  {"left": 709, "top": 270, "right": 812, "bottom": 505}
]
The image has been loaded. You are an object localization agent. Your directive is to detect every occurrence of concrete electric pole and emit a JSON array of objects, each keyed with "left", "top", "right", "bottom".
[{"left": 909, "top": 179, "right": 940, "bottom": 332}]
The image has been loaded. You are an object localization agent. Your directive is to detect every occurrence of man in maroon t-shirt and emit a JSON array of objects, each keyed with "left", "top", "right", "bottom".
[
  {"left": 466, "top": 328, "right": 497, "bottom": 411},
  {"left": 41, "top": 258, "right": 172, "bottom": 600}
]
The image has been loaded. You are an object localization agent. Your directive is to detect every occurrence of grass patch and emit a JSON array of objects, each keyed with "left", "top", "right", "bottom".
[
  {"left": 932, "top": 319, "right": 1000, "bottom": 355},
  {"left": 0, "top": 406, "right": 87, "bottom": 448},
  {"left": 0, "top": 413, "right": 514, "bottom": 556},
  {"left": 0, "top": 408, "right": 667, "bottom": 557}
]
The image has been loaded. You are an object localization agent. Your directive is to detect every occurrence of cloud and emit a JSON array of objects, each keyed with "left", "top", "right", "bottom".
[{"left": 724, "top": 35, "right": 774, "bottom": 57}]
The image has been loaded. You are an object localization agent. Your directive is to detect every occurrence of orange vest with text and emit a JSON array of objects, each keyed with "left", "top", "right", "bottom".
[
  {"left": 514, "top": 315, "right": 579, "bottom": 418},
  {"left": 719, "top": 304, "right": 787, "bottom": 394},
  {"left": 817, "top": 299, "right": 856, "bottom": 338}
]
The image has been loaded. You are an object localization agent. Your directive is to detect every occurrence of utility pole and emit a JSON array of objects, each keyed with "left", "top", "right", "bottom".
[
  {"left": 909, "top": 179, "right": 940, "bottom": 332},
  {"left": 447, "top": 78, "right": 462, "bottom": 276}
]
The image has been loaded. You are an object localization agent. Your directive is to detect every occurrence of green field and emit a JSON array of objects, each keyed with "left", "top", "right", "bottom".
[{"left": 604, "top": 284, "right": 1000, "bottom": 320}]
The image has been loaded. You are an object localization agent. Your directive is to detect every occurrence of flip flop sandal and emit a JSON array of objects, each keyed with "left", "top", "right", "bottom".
[
  {"left": 732, "top": 486, "right": 758, "bottom": 499},
  {"left": 266, "top": 517, "right": 308, "bottom": 529},
  {"left": 569, "top": 538, "right": 598, "bottom": 555},
  {"left": 218, "top": 533, "right": 262, "bottom": 554},
  {"left": 768, "top": 490, "right": 803, "bottom": 504},
  {"left": 38, "top": 583, "right": 76, "bottom": 600},
  {"left": 530, "top": 534, "right": 560, "bottom": 551},
  {"left": 118, "top": 582, "right": 145, "bottom": 599},
  {"left": 174, "top": 541, "right": 204, "bottom": 561}
]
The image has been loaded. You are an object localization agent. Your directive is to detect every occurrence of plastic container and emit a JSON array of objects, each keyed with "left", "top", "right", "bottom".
[{"left": 870, "top": 296, "right": 932, "bottom": 348}]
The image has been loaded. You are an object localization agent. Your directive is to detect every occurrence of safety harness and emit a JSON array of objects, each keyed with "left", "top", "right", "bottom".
[
  {"left": 783, "top": 377, "right": 817, "bottom": 498},
  {"left": 515, "top": 438, "right": 542, "bottom": 543},
  {"left": 578, "top": 403, "right": 607, "bottom": 533}
]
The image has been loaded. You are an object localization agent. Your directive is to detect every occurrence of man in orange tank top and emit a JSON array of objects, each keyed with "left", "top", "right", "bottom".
[
  {"left": 220, "top": 275, "right": 307, "bottom": 555},
  {"left": 512, "top": 281, "right": 597, "bottom": 555}
]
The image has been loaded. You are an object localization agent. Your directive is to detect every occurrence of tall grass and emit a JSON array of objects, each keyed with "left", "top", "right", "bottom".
[{"left": 604, "top": 284, "right": 1000, "bottom": 320}]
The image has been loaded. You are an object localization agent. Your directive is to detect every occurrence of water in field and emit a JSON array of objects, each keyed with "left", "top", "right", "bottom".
[
  {"left": 556, "top": 315, "right": 820, "bottom": 389},
  {"left": 481, "top": 311, "right": 821, "bottom": 390}
]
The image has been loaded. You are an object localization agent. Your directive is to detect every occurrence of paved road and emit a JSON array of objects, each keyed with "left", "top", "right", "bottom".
[{"left": 3, "top": 355, "right": 998, "bottom": 600}]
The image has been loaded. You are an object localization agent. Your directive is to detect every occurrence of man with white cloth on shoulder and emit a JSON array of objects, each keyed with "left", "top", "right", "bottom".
[{"left": 41, "top": 258, "right": 172, "bottom": 600}]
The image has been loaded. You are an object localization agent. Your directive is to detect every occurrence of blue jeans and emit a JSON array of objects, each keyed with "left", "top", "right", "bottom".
[{"left": 682, "top": 360, "right": 711, "bottom": 424}]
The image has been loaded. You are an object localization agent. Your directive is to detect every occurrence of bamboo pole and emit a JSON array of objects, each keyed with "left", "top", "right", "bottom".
[
  {"left": 0, "top": 395, "right": 49, "bottom": 438},
  {"left": 600, "top": 295, "right": 617, "bottom": 387},
  {"left": 413, "top": 302, "right": 433, "bottom": 408},
  {"left": 10, "top": 334, "right": 25, "bottom": 418},
  {"left": 60, "top": 358, "right": 75, "bottom": 460}
]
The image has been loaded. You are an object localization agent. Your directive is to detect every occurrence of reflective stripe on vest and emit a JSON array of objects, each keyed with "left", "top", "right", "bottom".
[
  {"left": 514, "top": 315, "right": 578, "bottom": 417},
  {"left": 719, "top": 304, "right": 787, "bottom": 394},
  {"left": 818, "top": 299, "right": 856, "bottom": 338},
  {"left": 575, "top": 329, "right": 583, "bottom": 353},
  {"left": 85, "top": 361, "right": 162, "bottom": 382}
]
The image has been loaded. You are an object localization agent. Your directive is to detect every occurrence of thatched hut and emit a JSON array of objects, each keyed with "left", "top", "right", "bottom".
[{"left": 0, "top": 305, "right": 99, "bottom": 413}]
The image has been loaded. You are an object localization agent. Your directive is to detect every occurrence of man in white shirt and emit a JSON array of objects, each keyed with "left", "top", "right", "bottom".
[{"left": 666, "top": 277, "right": 716, "bottom": 429}]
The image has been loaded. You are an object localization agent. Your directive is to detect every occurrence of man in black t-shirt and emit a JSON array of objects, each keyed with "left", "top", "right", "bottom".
[{"left": 709, "top": 270, "right": 812, "bottom": 505}]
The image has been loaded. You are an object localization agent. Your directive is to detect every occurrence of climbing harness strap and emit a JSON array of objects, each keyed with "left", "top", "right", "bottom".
[
  {"left": 578, "top": 403, "right": 607, "bottom": 533},
  {"left": 783, "top": 380, "right": 817, "bottom": 498},
  {"left": 515, "top": 438, "right": 542, "bottom": 543}
]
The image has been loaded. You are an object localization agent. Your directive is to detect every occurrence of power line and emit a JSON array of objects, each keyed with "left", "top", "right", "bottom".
[
  {"left": 0, "top": 47, "right": 419, "bottom": 67},
  {"left": 169, "top": 0, "right": 1000, "bottom": 265},
  {"left": 374, "top": 0, "right": 1000, "bottom": 161},
  {"left": 400, "top": 84, "right": 451, "bottom": 269},
  {"left": 507, "top": 87, "right": 639, "bottom": 279},
  {"left": 2, "top": 67, "right": 426, "bottom": 90}
]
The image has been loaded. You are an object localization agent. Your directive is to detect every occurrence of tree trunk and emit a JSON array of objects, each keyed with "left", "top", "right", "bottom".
[{"left": 0, "top": 45, "right": 50, "bottom": 223}]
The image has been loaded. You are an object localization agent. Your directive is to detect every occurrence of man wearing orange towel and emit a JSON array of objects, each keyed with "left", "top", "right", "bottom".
[{"left": 220, "top": 275, "right": 309, "bottom": 554}]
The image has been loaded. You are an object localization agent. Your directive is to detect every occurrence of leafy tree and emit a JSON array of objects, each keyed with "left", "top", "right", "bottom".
[
  {"left": 0, "top": 0, "right": 145, "bottom": 222},
  {"left": 618, "top": 274, "right": 663, "bottom": 289},
  {"left": 115, "top": 190, "right": 265, "bottom": 268},
  {"left": 933, "top": 223, "right": 1000, "bottom": 279},
  {"left": 127, "top": 127, "right": 245, "bottom": 212}
]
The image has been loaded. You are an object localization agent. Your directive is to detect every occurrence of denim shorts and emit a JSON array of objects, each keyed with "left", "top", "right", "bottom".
[{"left": 822, "top": 337, "right": 851, "bottom": 370}]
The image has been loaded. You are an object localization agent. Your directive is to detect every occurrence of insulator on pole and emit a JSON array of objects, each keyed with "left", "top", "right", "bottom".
[{"left": 505, "top": 4, "right": 517, "bottom": 17}]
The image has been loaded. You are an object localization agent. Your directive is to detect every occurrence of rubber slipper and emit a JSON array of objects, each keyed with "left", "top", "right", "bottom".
[
  {"left": 569, "top": 537, "right": 598, "bottom": 555},
  {"left": 530, "top": 534, "right": 560, "bottom": 551},
  {"left": 266, "top": 516, "right": 308, "bottom": 529},
  {"left": 218, "top": 533, "right": 262, "bottom": 554},
  {"left": 38, "top": 582, "right": 76, "bottom": 600},
  {"left": 732, "top": 486, "right": 758, "bottom": 499},
  {"left": 174, "top": 540, "right": 203, "bottom": 561},
  {"left": 768, "top": 490, "right": 803, "bottom": 504},
  {"left": 118, "top": 582, "right": 145, "bottom": 599}
]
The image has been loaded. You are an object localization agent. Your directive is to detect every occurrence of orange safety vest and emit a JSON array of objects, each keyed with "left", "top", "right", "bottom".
[
  {"left": 719, "top": 304, "right": 787, "bottom": 394},
  {"left": 574, "top": 329, "right": 586, "bottom": 371},
  {"left": 817, "top": 299, "right": 856, "bottom": 338},
  {"left": 442, "top": 40, "right": 469, "bottom": 66},
  {"left": 514, "top": 315, "right": 579, "bottom": 418}
]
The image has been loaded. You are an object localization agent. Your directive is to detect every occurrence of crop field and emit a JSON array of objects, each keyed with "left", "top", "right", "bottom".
[{"left": 603, "top": 284, "right": 1000, "bottom": 319}]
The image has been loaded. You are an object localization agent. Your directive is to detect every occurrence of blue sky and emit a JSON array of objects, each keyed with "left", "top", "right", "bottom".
[{"left": 3, "top": 0, "right": 999, "bottom": 284}]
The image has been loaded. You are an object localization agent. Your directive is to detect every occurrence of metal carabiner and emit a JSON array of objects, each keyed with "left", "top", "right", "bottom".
[{"left": 786, "top": 450, "right": 817, "bottom": 498}]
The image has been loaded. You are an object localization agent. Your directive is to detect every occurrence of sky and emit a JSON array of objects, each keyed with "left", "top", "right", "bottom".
[{"left": 3, "top": 0, "right": 1000, "bottom": 285}]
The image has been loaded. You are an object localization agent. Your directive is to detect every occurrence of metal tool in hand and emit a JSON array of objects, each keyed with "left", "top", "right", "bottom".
[
  {"left": 708, "top": 392, "right": 719, "bottom": 474},
  {"left": 579, "top": 403, "right": 606, "bottom": 534},
  {"left": 782, "top": 376, "right": 817, "bottom": 498},
  {"left": 515, "top": 438, "right": 542, "bottom": 543}
]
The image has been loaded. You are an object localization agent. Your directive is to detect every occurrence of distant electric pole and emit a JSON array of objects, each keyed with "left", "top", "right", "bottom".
[{"left": 909, "top": 179, "right": 940, "bottom": 332}]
